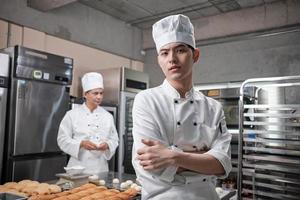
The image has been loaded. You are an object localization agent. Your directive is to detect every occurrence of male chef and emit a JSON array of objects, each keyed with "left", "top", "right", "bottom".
[{"left": 132, "top": 14, "right": 232, "bottom": 200}]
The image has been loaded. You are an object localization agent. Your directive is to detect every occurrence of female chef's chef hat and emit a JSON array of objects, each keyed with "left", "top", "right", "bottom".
[
  {"left": 152, "top": 14, "right": 195, "bottom": 53},
  {"left": 81, "top": 72, "right": 104, "bottom": 92}
]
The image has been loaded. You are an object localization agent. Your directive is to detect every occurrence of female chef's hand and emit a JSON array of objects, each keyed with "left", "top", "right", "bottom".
[
  {"left": 98, "top": 142, "right": 109, "bottom": 151},
  {"left": 137, "top": 139, "right": 176, "bottom": 171},
  {"left": 80, "top": 140, "right": 98, "bottom": 150}
]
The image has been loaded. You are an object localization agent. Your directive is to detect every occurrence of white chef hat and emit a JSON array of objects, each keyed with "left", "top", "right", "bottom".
[
  {"left": 152, "top": 14, "right": 195, "bottom": 52},
  {"left": 81, "top": 72, "right": 104, "bottom": 92}
]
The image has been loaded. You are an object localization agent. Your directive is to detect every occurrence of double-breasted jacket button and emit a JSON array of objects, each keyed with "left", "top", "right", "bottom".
[
  {"left": 174, "top": 99, "right": 178, "bottom": 103},
  {"left": 177, "top": 121, "right": 181, "bottom": 126},
  {"left": 190, "top": 100, "right": 194, "bottom": 104},
  {"left": 193, "top": 122, "right": 197, "bottom": 126}
]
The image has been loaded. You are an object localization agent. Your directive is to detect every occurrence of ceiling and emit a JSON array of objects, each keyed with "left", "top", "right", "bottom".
[
  {"left": 78, "top": 0, "right": 282, "bottom": 29},
  {"left": 27, "top": 0, "right": 283, "bottom": 29}
]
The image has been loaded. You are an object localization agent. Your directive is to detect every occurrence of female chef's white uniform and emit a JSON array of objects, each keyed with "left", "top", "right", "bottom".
[
  {"left": 132, "top": 80, "right": 232, "bottom": 200},
  {"left": 57, "top": 72, "right": 118, "bottom": 175}
]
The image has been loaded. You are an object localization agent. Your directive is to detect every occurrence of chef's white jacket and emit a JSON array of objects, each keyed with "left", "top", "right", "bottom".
[
  {"left": 57, "top": 103, "right": 119, "bottom": 174},
  {"left": 132, "top": 80, "right": 232, "bottom": 200}
]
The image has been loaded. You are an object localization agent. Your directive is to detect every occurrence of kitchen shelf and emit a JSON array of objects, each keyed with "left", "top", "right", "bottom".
[
  {"left": 243, "top": 188, "right": 300, "bottom": 200},
  {"left": 244, "top": 104, "right": 300, "bottom": 110},
  {"left": 238, "top": 76, "right": 300, "bottom": 200}
]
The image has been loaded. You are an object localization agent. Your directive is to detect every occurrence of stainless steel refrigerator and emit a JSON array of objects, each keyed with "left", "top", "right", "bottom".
[
  {"left": 0, "top": 46, "right": 73, "bottom": 183},
  {"left": 0, "top": 53, "right": 10, "bottom": 182},
  {"left": 95, "top": 67, "right": 149, "bottom": 174}
]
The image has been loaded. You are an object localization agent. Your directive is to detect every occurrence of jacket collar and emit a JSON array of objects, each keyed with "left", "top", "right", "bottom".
[
  {"left": 82, "top": 103, "right": 101, "bottom": 114},
  {"left": 162, "top": 79, "right": 203, "bottom": 100}
]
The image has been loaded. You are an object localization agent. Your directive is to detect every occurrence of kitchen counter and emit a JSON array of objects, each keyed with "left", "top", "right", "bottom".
[
  {"left": 92, "top": 171, "right": 141, "bottom": 200},
  {"left": 96, "top": 171, "right": 138, "bottom": 189},
  {"left": 54, "top": 171, "right": 236, "bottom": 200},
  {"left": 94, "top": 172, "right": 236, "bottom": 200}
]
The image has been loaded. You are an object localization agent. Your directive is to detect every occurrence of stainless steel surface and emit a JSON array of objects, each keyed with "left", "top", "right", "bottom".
[
  {"left": 244, "top": 120, "right": 300, "bottom": 127},
  {"left": 1, "top": 45, "right": 73, "bottom": 182},
  {"left": 243, "top": 154, "right": 300, "bottom": 165},
  {"left": 0, "top": 193, "right": 27, "bottom": 200},
  {"left": 242, "top": 163, "right": 300, "bottom": 175},
  {"left": 3, "top": 46, "right": 73, "bottom": 85},
  {"left": 244, "top": 104, "right": 300, "bottom": 109},
  {"left": 122, "top": 67, "right": 149, "bottom": 93},
  {"left": 0, "top": 53, "right": 9, "bottom": 182},
  {"left": 201, "top": 88, "right": 240, "bottom": 126},
  {"left": 102, "top": 106, "right": 118, "bottom": 172},
  {"left": 243, "top": 169, "right": 300, "bottom": 185},
  {"left": 12, "top": 79, "right": 69, "bottom": 155},
  {"left": 12, "top": 155, "right": 67, "bottom": 182},
  {"left": 118, "top": 91, "right": 136, "bottom": 174},
  {"left": 96, "top": 67, "right": 149, "bottom": 174},
  {"left": 97, "top": 67, "right": 149, "bottom": 106},
  {"left": 243, "top": 188, "right": 300, "bottom": 200},
  {"left": 238, "top": 75, "right": 300, "bottom": 200},
  {"left": 96, "top": 68, "right": 122, "bottom": 106},
  {"left": 102, "top": 106, "right": 117, "bottom": 125},
  {"left": 244, "top": 112, "right": 300, "bottom": 118},
  {"left": 244, "top": 129, "right": 300, "bottom": 138}
]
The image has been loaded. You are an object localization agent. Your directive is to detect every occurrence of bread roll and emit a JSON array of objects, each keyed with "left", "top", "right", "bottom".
[
  {"left": 66, "top": 193, "right": 81, "bottom": 200},
  {"left": 108, "top": 189, "right": 120, "bottom": 194},
  {"left": 29, "top": 194, "right": 57, "bottom": 200},
  {"left": 49, "top": 184, "right": 62, "bottom": 193},
  {"left": 116, "top": 193, "right": 132, "bottom": 200},
  {"left": 52, "top": 197, "right": 67, "bottom": 200},
  {"left": 21, "top": 185, "right": 38, "bottom": 194},
  {"left": 3, "top": 182, "right": 18, "bottom": 189},
  {"left": 18, "top": 180, "right": 32, "bottom": 185},
  {"left": 107, "top": 197, "right": 122, "bottom": 200},
  {"left": 123, "top": 188, "right": 138, "bottom": 197},
  {"left": 32, "top": 186, "right": 51, "bottom": 195}
]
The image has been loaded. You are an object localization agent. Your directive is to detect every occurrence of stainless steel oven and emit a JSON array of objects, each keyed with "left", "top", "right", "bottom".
[{"left": 202, "top": 88, "right": 241, "bottom": 126}]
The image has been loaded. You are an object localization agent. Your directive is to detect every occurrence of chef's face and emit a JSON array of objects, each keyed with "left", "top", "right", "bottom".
[
  {"left": 157, "top": 42, "right": 199, "bottom": 83},
  {"left": 84, "top": 88, "right": 104, "bottom": 107}
]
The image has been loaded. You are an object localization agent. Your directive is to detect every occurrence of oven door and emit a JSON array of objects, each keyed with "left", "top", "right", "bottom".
[{"left": 220, "top": 100, "right": 239, "bottom": 126}]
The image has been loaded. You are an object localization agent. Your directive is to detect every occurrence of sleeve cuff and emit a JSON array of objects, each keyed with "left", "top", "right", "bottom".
[
  {"left": 70, "top": 140, "right": 81, "bottom": 159},
  {"left": 204, "top": 149, "right": 232, "bottom": 179},
  {"left": 158, "top": 145, "right": 183, "bottom": 182},
  {"left": 102, "top": 141, "right": 114, "bottom": 160}
]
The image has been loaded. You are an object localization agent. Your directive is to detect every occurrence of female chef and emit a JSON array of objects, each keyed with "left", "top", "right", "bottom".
[
  {"left": 132, "top": 14, "right": 232, "bottom": 199},
  {"left": 58, "top": 72, "right": 119, "bottom": 174}
]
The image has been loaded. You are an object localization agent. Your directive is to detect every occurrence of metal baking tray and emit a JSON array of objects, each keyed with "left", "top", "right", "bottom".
[{"left": 0, "top": 193, "right": 27, "bottom": 200}]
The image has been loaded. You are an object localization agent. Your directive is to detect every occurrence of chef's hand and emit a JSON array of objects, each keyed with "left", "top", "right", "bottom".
[
  {"left": 80, "top": 140, "right": 98, "bottom": 150},
  {"left": 176, "top": 149, "right": 208, "bottom": 174},
  {"left": 137, "top": 139, "right": 176, "bottom": 171},
  {"left": 98, "top": 142, "right": 109, "bottom": 151}
]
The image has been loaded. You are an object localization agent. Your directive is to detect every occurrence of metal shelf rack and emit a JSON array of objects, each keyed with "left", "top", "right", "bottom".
[{"left": 238, "top": 76, "right": 300, "bottom": 200}]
